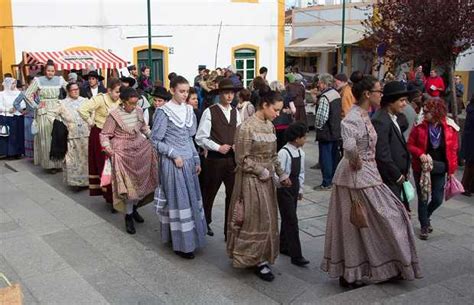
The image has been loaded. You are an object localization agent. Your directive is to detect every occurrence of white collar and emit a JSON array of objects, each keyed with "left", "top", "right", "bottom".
[{"left": 162, "top": 100, "right": 194, "bottom": 128}]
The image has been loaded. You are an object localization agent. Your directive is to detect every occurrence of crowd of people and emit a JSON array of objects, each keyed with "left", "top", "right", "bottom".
[{"left": 0, "top": 60, "right": 472, "bottom": 286}]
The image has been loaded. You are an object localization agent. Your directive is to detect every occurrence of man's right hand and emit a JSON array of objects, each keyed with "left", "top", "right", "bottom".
[{"left": 218, "top": 144, "right": 232, "bottom": 155}]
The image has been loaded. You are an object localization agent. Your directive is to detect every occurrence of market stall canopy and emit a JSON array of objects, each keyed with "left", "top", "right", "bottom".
[
  {"left": 286, "top": 25, "right": 366, "bottom": 55},
  {"left": 24, "top": 50, "right": 128, "bottom": 70}
]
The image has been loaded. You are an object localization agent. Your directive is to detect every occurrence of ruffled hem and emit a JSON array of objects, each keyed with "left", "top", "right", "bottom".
[{"left": 320, "top": 258, "right": 423, "bottom": 283}]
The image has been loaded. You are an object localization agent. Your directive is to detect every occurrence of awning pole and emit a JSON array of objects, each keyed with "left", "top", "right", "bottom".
[
  {"left": 147, "top": 0, "right": 153, "bottom": 81},
  {"left": 340, "top": 0, "right": 346, "bottom": 73}
]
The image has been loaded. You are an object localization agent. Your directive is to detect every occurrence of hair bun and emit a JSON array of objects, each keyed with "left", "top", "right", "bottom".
[
  {"left": 46, "top": 59, "right": 55, "bottom": 65},
  {"left": 350, "top": 71, "right": 363, "bottom": 84}
]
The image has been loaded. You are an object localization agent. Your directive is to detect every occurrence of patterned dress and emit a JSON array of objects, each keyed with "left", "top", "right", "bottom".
[
  {"left": 226, "top": 115, "right": 287, "bottom": 268},
  {"left": 24, "top": 76, "right": 66, "bottom": 169},
  {"left": 100, "top": 106, "right": 158, "bottom": 213},
  {"left": 56, "top": 96, "right": 89, "bottom": 186},
  {"left": 152, "top": 101, "right": 207, "bottom": 253},
  {"left": 320, "top": 105, "right": 422, "bottom": 283}
]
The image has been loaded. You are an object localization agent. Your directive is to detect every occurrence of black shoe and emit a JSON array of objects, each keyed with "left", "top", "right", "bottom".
[
  {"left": 109, "top": 202, "right": 117, "bottom": 214},
  {"left": 339, "top": 276, "right": 365, "bottom": 289},
  {"left": 207, "top": 225, "right": 214, "bottom": 236},
  {"left": 125, "top": 214, "right": 136, "bottom": 235},
  {"left": 462, "top": 191, "right": 472, "bottom": 197},
  {"left": 255, "top": 265, "right": 275, "bottom": 282},
  {"left": 174, "top": 251, "right": 195, "bottom": 259},
  {"left": 132, "top": 206, "right": 144, "bottom": 223},
  {"left": 291, "top": 257, "right": 310, "bottom": 267}
]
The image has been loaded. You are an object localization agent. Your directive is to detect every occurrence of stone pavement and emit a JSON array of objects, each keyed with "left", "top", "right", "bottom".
[{"left": 0, "top": 134, "right": 473, "bottom": 305}]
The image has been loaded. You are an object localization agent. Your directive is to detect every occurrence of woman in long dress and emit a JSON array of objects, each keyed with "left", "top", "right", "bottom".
[
  {"left": 320, "top": 75, "right": 422, "bottom": 287},
  {"left": 226, "top": 90, "right": 291, "bottom": 282},
  {"left": 100, "top": 87, "right": 158, "bottom": 234},
  {"left": 23, "top": 60, "right": 65, "bottom": 171},
  {"left": 0, "top": 77, "right": 24, "bottom": 158},
  {"left": 13, "top": 76, "right": 37, "bottom": 159},
  {"left": 152, "top": 76, "right": 207, "bottom": 259},
  {"left": 55, "top": 82, "right": 89, "bottom": 187}
]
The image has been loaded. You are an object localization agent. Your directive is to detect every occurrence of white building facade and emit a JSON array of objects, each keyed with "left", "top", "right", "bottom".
[{"left": 1, "top": 0, "right": 285, "bottom": 87}]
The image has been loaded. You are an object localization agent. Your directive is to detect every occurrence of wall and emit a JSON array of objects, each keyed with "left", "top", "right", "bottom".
[{"left": 9, "top": 0, "right": 282, "bottom": 84}]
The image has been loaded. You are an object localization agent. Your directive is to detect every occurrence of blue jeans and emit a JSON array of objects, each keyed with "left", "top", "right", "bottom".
[
  {"left": 319, "top": 141, "right": 339, "bottom": 187},
  {"left": 414, "top": 172, "right": 446, "bottom": 228}
]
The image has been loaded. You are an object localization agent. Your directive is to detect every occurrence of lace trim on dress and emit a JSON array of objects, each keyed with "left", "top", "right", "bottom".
[{"left": 161, "top": 102, "right": 194, "bottom": 128}]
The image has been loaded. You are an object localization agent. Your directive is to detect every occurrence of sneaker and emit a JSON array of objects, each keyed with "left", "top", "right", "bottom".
[
  {"left": 420, "top": 227, "right": 429, "bottom": 240},
  {"left": 255, "top": 265, "right": 275, "bottom": 282},
  {"left": 313, "top": 184, "right": 332, "bottom": 191}
]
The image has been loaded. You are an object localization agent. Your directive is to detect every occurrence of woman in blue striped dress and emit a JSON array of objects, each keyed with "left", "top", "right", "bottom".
[{"left": 152, "top": 76, "right": 207, "bottom": 259}]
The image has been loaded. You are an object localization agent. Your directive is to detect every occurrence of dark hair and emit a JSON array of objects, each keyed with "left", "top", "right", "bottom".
[
  {"left": 26, "top": 75, "right": 35, "bottom": 84},
  {"left": 45, "top": 59, "right": 55, "bottom": 69},
  {"left": 239, "top": 88, "right": 251, "bottom": 101},
  {"left": 259, "top": 67, "right": 268, "bottom": 74},
  {"left": 351, "top": 74, "right": 379, "bottom": 102},
  {"left": 170, "top": 75, "right": 189, "bottom": 89},
  {"left": 119, "top": 87, "right": 139, "bottom": 101},
  {"left": 186, "top": 87, "right": 197, "bottom": 102},
  {"left": 424, "top": 98, "right": 447, "bottom": 123},
  {"left": 350, "top": 70, "right": 363, "bottom": 84},
  {"left": 3, "top": 73, "right": 13, "bottom": 78},
  {"left": 66, "top": 82, "right": 79, "bottom": 91},
  {"left": 168, "top": 72, "right": 177, "bottom": 82},
  {"left": 285, "top": 122, "right": 307, "bottom": 142},
  {"left": 256, "top": 87, "right": 282, "bottom": 109},
  {"left": 252, "top": 76, "right": 267, "bottom": 91},
  {"left": 140, "top": 65, "right": 150, "bottom": 73},
  {"left": 107, "top": 77, "right": 122, "bottom": 90}
]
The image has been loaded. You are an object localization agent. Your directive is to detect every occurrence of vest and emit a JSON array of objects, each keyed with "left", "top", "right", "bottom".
[
  {"left": 316, "top": 88, "right": 342, "bottom": 142},
  {"left": 208, "top": 104, "right": 237, "bottom": 158}
]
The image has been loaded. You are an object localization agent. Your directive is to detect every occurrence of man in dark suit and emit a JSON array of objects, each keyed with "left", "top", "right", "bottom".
[
  {"left": 80, "top": 71, "right": 107, "bottom": 99},
  {"left": 372, "top": 81, "right": 413, "bottom": 211}
]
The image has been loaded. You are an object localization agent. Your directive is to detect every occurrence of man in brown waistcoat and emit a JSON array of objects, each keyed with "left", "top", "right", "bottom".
[{"left": 196, "top": 78, "right": 242, "bottom": 238}]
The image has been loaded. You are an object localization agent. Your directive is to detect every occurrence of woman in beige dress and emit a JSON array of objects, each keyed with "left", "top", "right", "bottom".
[
  {"left": 227, "top": 90, "right": 291, "bottom": 282},
  {"left": 320, "top": 74, "right": 422, "bottom": 287}
]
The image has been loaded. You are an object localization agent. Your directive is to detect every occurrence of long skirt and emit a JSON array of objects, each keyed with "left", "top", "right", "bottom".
[
  {"left": 34, "top": 104, "right": 62, "bottom": 169},
  {"left": 0, "top": 115, "right": 24, "bottom": 157},
  {"left": 320, "top": 184, "right": 422, "bottom": 283},
  {"left": 24, "top": 115, "right": 34, "bottom": 158},
  {"left": 155, "top": 157, "right": 207, "bottom": 253},
  {"left": 227, "top": 170, "right": 279, "bottom": 268},
  {"left": 63, "top": 137, "right": 89, "bottom": 187},
  {"left": 110, "top": 135, "right": 158, "bottom": 213},
  {"left": 88, "top": 126, "right": 112, "bottom": 203}
]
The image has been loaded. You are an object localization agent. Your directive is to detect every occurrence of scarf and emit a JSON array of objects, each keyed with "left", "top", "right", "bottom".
[
  {"left": 429, "top": 123, "right": 442, "bottom": 149},
  {"left": 420, "top": 154, "right": 433, "bottom": 202}
]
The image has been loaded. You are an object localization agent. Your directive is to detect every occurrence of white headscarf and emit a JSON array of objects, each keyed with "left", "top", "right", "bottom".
[{"left": 2, "top": 77, "right": 17, "bottom": 93}]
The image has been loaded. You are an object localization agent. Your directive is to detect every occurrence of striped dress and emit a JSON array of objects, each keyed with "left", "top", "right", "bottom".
[
  {"left": 24, "top": 76, "right": 66, "bottom": 169},
  {"left": 152, "top": 101, "right": 207, "bottom": 253},
  {"left": 100, "top": 106, "right": 158, "bottom": 213}
]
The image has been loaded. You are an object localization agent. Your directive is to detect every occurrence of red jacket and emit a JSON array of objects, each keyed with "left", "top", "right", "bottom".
[
  {"left": 425, "top": 76, "right": 445, "bottom": 97},
  {"left": 407, "top": 119, "right": 459, "bottom": 175}
]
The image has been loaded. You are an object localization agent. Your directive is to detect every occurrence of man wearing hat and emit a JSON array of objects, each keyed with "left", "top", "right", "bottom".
[
  {"left": 372, "top": 81, "right": 413, "bottom": 211},
  {"left": 80, "top": 71, "right": 106, "bottom": 99},
  {"left": 196, "top": 78, "right": 242, "bottom": 238},
  {"left": 334, "top": 73, "right": 355, "bottom": 117},
  {"left": 144, "top": 86, "right": 171, "bottom": 128}
]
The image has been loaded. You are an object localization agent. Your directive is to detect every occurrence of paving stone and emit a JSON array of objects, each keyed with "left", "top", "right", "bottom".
[
  {"left": 22, "top": 268, "right": 110, "bottom": 305},
  {"left": 312, "top": 285, "right": 389, "bottom": 305},
  {"left": 0, "top": 255, "right": 39, "bottom": 305},
  {"left": 289, "top": 282, "right": 346, "bottom": 304},
  {"left": 0, "top": 208, "right": 13, "bottom": 224},
  {"left": 437, "top": 273, "right": 474, "bottom": 299},
  {"left": 0, "top": 235, "right": 69, "bottom": 279},
  {"left": 446, "top": 213, "right": 473, "bottom": 226},
  {"left": 296, "top": 204, "right": 328, "bottom": 220},
  {"left": 376, "top": 283, "right": 471, "bottom": 305}
]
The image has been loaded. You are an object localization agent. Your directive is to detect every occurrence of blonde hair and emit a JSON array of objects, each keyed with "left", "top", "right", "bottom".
[{"left": 269, "top": 80, "right": 285, "bottom": 92}]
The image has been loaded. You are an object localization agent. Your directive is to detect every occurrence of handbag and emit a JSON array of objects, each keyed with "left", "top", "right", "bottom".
[
  {"left": 445, "top": 175, "right": 465, "bottom": 201},
  {"left": 31, "top": 120, "right": 38, "bottom": 135},
  {"left": 100, "top": 157, "right": 112, "bottom": 187},
  {"left": 401, "top": 181, "right": 415, "bottom": 202},
  {"left": 349, "top": 173, "right": 368, "bottom": 228},
  {"left": 0, "top": 273, "right": 23, "bottom": 305}
]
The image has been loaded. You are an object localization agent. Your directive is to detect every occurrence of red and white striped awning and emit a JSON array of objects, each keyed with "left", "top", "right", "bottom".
[{"left": 24, "top": 50, "right": 128, "bottom": 70}]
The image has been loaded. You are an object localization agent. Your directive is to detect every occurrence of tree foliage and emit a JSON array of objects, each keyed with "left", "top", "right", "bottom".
[{"left": 363, "top": 0, "right": 474, "bottom": 66}]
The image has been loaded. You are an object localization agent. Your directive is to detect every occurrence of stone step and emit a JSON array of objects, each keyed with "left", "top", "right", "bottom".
[{"left": 1, "top": 169, "right": 277, "bottom": 304}]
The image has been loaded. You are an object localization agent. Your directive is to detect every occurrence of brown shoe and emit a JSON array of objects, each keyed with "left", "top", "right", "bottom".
[{"left": 420, "top": 227, "right": 429, "bottom": 240}]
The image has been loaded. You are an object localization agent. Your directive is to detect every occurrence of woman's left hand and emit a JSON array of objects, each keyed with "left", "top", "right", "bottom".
[
  {"left": 196, "top": 165, "right": 202, "bottom": 175},
  {"left": 281, "top": 178, "right": 292, "bottom": 187}
]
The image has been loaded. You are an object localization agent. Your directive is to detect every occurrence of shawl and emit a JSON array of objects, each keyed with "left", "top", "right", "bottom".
[
  {"left": 50, "top": 119, "right": 68, "bottom": 161},
  {"left": 420, "top": 154, "right": 434, "bottom": 202}
]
